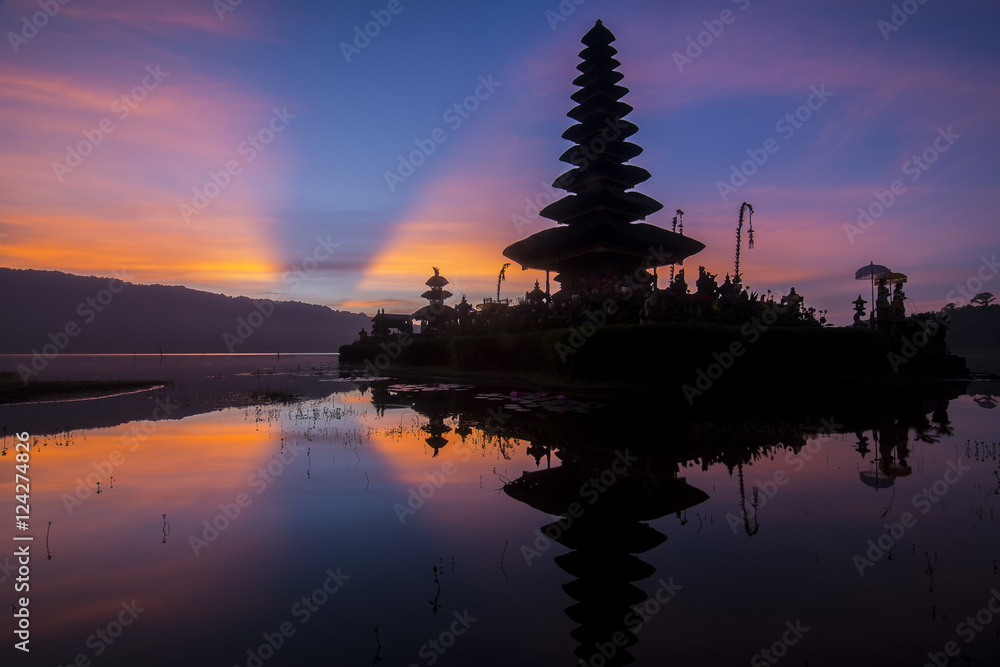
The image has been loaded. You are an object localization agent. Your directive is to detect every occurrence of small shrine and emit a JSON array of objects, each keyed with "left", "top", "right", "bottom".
[
  {"left": 525, "top": 280, "right": 546, "bottom": 304},
  {"left": 412, "top": 267, "right": 456, "bottom": 334}
]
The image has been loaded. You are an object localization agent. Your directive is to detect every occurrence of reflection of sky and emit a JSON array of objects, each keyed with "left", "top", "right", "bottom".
[
  {"left": 1, "top": 390, "right": 998, "bottom": 665},
  {"left": 1, "top": 1, "right": 998, "bottom": 323},
  {"left": 654, "top": 395, "right": 1000, "bottom": 665}
]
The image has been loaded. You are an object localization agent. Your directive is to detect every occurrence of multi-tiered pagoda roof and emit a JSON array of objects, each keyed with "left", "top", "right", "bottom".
[
  {"left": 412, "top": 267, "right": 455, "bottom": 332},
  {"left": 503, "top": 20, "right": 704, "bottom": 293}
]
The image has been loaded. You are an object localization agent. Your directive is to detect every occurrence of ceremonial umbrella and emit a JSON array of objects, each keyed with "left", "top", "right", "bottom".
[{"left": 855, "top": 262, "right": 892, "bottom": 328}]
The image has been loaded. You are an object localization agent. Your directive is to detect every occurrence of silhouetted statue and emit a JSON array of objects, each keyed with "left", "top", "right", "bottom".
[
  {"left": 718, "top": 274, "right": 738, "bottom": 306},
  {"left": 782, "top": 286, "right": 803, "bottom": 314},
  {"left": 891, "top": 283, "right": 906, "bottom": 323},
  {"left": 695, "top": 266, "right": 718, "bottom": 301},
  {"left": 875, "top": 278, "right": 890, "bottom": 330},
  {"left": 670, "top": 268, "right": 688, "bottom": 297},
  {"left": 852, "top": 295, "right": 868, "bottom": 327}
]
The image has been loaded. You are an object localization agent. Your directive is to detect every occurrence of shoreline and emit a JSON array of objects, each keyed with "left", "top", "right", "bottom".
[{"left": 0, "top": 373, "right": 170, "bottom": 405}]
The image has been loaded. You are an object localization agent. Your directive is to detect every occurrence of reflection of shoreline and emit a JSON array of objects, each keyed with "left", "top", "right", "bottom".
[
  {"left": 3, "top": 382, "right": 168, "bottom": 406},
  {"left": 0, "top": 354, "right": 352, "bottom": 436}
]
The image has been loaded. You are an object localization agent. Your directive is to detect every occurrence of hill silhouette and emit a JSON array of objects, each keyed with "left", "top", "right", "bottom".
[
  {"left": 0, "top": 268, "right": 370, "bottom": 353},
  {"left": 944, "top": 302, "right": 1000, "bottom": 352}
]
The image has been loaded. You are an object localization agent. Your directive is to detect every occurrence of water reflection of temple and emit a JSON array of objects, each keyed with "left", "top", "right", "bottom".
[
  {"left": 505, "top": 449, "right": 708, "bottom": 665},
  {"left": 356, "top": 375, "right": 969, "bottom": 665}
]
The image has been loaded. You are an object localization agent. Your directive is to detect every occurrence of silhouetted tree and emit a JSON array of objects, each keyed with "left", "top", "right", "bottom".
[{"left": 971, "top": 292, "right": 995, "bottom": 307}]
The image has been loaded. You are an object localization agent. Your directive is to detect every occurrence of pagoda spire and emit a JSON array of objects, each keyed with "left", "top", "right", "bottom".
[
  {"left": 502, "top": 20, "right": 704, "bottom": 294},
  {"left": 412, "top": 267, "right": 456, "bottom": 334},
  {"left": 541, "top": 19, "right": 663, "bottom": 227}
]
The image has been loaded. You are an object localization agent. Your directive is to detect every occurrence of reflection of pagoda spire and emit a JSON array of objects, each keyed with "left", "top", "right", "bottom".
[
  {"left": 503, "top": 20, "right": 704, "bottom": 293},
  {"left": 505, "top": 451, "right": 708, "bottom": 666},
  {"left": 526, "top": 440, "right": 551, "bottom": 468},
  {"left": 421, "top": 414, "right": 452, "bottom": 457},
  {"left": 455, "top": 415, "right": 474, "bottom": 442},
  {"left": 854, "top": 430, "right": 871, "bottom": 457}
]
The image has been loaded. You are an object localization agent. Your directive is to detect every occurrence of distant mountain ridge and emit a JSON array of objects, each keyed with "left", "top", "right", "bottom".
[{"left": 0, "top": 268, "right": 371, "bottom": 353}]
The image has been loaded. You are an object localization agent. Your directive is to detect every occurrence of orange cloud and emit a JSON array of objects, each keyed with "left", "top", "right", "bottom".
[
  {"left": 356, "top": 144, "right": 554, "bottom": 313},
  {"left": 0, "top": 56, "right": 292, "bottom": 293}
]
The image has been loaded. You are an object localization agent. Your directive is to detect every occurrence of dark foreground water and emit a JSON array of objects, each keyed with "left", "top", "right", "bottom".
[{"left": 1, "top": 354, "right": 998, "bottom": 666}]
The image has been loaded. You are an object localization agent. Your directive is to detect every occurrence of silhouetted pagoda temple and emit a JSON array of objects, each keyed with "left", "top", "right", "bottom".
[
  {"left": 504, "top": 20, "right": 704, "bottom": 293},
  {"left": 412, "top": 267, "right": 455, "bottom": 333}
]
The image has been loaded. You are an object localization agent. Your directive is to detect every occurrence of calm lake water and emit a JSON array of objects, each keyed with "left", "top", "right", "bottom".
[{"left": 1, "top": 354, "right": 998, "bottom": 666}]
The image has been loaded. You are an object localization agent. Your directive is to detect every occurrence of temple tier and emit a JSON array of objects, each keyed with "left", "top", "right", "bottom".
[{"left": 503, "top": 19, "right": 704, "bottom": 293}]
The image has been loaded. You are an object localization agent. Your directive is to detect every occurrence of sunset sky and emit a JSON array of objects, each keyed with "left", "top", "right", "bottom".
[{"left": 1, "top": 0, "right": 998, "bottom": 323}]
